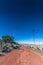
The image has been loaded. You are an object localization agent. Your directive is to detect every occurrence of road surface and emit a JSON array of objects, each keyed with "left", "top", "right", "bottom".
[{"left": 0, "top": 46, "right": 43, "bottom": 65}]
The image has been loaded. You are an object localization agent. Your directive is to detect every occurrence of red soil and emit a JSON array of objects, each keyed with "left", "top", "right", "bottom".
[{"left": 0, "top": 46, "right": 43, "bottom": 65}]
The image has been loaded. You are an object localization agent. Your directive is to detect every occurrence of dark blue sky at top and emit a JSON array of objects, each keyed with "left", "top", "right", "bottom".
[{"left": 0, "top": 0, "right": 43, "bottom": 42}]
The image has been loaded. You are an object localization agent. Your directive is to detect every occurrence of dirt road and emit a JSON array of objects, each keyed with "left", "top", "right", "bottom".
[{"left": 0, "top": 46, "right": 43, "bottom": 65}]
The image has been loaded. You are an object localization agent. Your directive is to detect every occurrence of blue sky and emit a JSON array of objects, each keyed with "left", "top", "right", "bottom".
[{"left": 0, "top": 0, "right": 43, "bottom": 44}]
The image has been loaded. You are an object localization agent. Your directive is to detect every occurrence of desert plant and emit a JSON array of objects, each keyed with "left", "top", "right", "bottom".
[
  {"left": 2, "top": 35, "right": 14, "bottom": 43},
  {"left": 11, "top": 42, "right": 20, "bottom": 49}
]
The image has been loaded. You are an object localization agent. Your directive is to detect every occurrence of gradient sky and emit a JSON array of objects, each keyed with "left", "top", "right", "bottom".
[{"left": 0, "top": 0, "right": 43, "bottom": 43}]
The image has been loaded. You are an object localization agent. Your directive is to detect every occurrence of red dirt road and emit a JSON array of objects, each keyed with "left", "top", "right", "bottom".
[{"left": 0, "top": 46, "right": 43, "bottom": 65}]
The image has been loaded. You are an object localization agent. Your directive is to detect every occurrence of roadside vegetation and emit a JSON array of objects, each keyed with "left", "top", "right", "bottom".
[
  {"left": 22, "top": 44, "right": 43, "bottom": 55},
  {"left": 0, "top": 35, "right": 20, "bottom": 56}
]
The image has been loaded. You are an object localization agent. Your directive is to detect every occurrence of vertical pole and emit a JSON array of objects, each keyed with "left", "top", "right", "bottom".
[{"left": 32, "top": 29, "right": 36, "bottom": 44}]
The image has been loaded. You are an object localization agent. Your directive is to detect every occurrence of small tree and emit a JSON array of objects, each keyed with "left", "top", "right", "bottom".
[{"left": 2, "top": 35, "right": 14, "bottom": 43}]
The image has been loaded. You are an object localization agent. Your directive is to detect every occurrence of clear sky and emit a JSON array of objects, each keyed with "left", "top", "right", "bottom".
[{"left": 0, "top": 0, "right": 43, "bottom": 44}]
